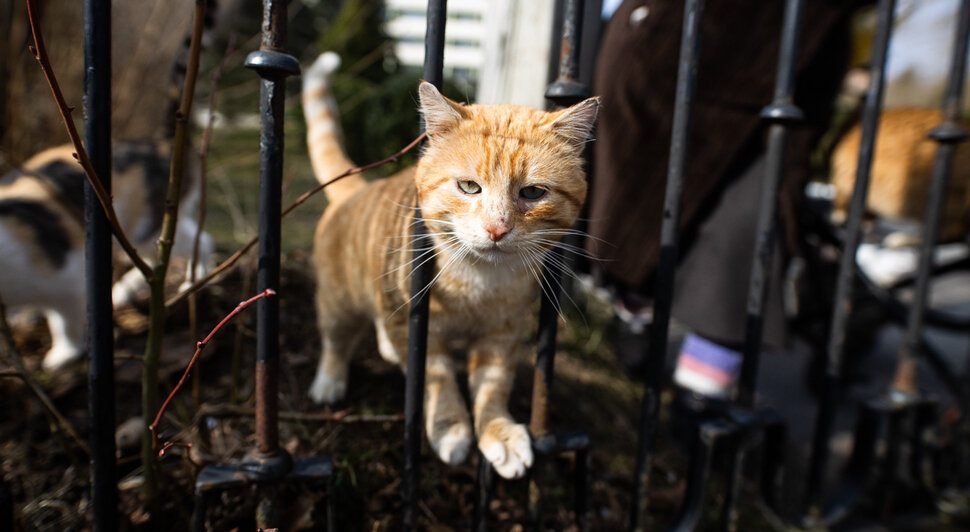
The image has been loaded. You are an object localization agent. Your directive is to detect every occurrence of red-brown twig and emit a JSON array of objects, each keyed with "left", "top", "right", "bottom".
[
  {"left": 157, "top": 441, "right": 192, "bottom": 458},
  {"left": 24, "top": 0, "right": 153, "bottom": 279},
  {"left": 150, "top": 288, "right": 276, "bottom": 449},
  {"left": 164, "top": 131, "right": 427, "bottom": 309}
]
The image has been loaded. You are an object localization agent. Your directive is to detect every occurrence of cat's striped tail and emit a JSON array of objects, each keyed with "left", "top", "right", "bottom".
[{"left": 302, "top": 52, "right": 364, "bottom": 207}]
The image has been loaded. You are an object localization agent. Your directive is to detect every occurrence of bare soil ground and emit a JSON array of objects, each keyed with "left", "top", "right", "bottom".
[{"left": 0, "top": 250, "right": 711, "bottom": 531}]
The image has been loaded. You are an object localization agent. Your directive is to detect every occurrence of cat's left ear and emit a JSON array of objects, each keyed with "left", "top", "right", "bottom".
[
  {"left": 418, "top": 81, "right": 469, "bottom": 137},
  {"left": 544, "top": 97, "right": 600, "bottom": 151}
]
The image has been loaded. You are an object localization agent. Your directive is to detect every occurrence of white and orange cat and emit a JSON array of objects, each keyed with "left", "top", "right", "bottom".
[
  {"left": 302, "top": 52, "right": 598, "bottom": 479},
  {"left": 0, "top": 140, "right": 212, "bottom": 370}
]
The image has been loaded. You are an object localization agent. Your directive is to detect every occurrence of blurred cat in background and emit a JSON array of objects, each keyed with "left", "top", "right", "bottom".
[
  {"left": 0, "top": 140, "right": 212, "bottom": 370},
  {"left": 0, "top": 0, "right": 224, "bottom": 370}
]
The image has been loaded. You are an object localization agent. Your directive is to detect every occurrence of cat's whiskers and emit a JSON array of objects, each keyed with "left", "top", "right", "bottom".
[
  {"left": 518, "top": 247, "right": 557, "bottom": 312},
  {"left": 390, "top": 238, "right": 472, "bottom": 317},
  {"left": 379, "top": 233, "right": 462, "bottom": 280},
  {"left": 382, "top": 230, "right": 459, "bottom": 250},
  {"left": 532, "top": 237, "right": 601, "bottom": 262},
  {"left": 519, "top": 240, "right": 588, "bottom": 326},
  {"left": 532, "top": 228, "right": 614, "bottom": 250}
]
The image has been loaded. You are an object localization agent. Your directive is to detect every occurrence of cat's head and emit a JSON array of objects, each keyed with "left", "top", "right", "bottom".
[{"left": 414, "top": 82, "right": 598, "bottom": 267}]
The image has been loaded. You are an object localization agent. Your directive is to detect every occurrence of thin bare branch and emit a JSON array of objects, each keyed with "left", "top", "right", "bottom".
[
  {"left": 24, "top": 0, "right": 153, "bottom": 279},
  {"left": 192, "top": 33, "right": 238, "bottom": 282},
  {"left": 150, "top": 288, "right": 276, "bottom": 451},
  {"left": 141, "top": 0, "right": 208, "bottom": 500},
  {"left": 196, "top": 404, "right": 405, "bottom": 424},
  {"left": 190, "top": 32, "right": 238, "bottom": 407}
]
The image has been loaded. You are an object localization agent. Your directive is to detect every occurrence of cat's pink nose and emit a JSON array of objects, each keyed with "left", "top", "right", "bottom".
[{"left": 485, "top": 222, "right": 510, "bottom": 242}]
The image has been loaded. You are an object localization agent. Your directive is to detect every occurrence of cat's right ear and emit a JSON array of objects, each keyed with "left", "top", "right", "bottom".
[{"left": 418, "top": 81, "right": 467, "bottom": 137}]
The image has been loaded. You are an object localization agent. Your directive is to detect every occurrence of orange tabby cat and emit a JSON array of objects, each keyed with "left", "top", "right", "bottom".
[
  {"left": 830, "top": 108, "right": 970, "bottom": 243},
  {"left": 302, "top": 53, "right": 598, "bottom": 478}
]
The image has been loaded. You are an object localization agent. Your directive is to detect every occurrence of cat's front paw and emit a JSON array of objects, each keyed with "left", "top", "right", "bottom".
[
  {"left": 479, "top": 419, "right": 533, "bottom": 479},
  {"left": 430, "top": 419, "right": 473, "bottom": 465},
  {"left": 308, "top": 369, "right": 347, "bottom": 404}
]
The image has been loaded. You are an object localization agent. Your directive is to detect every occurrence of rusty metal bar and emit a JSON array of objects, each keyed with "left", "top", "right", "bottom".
[
  {"left": 546, "top": 0, "right": 590, "bottom": 106},
  {"left": 514, "top": 0, "right": 595, "bottom": 525},
  {"left": 805, "top": 0, "right": 897, "bottom": 514},
  {"left": 530, "top": 249, "right": 563, "bottom": 437},
  {"left": 246, "top": 1, "right": 302, "bottom": 527},
  {"left": 249, "top": 0, "right": 299, "bottom": 460},
  {"left": 402, "top": 1, "right": 447, "bottom": 529},
  {"left": 526, "top": 253, "right": 563, "bottom": 530},
  {"left": 192, "top": 1, "right": 342, "bottom": 529},
  {"left": 630, "top": 1, "right": 706, "bottom": 530}
]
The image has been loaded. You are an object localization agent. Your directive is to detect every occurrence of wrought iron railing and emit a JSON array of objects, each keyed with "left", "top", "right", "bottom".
[{"left": 71, "top": 0, "right": 970, "bottom": 530}]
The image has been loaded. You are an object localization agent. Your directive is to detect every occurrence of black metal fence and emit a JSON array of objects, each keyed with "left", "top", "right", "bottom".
[{"left": 70, "top": 0, "right": 970, "bottom": 529}]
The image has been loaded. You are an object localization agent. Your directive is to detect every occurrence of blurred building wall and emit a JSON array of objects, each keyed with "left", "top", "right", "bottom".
[
  {"left": 476, "top": 0, "right": 554, "bottom": 108},
  {"left": 383, "top": 0, "right": 555, "bottom": 108}
]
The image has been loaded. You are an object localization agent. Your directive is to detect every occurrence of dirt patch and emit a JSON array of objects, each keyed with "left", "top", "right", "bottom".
[{"left": 0, "top": 252, "right": 715, "bottom": 531}]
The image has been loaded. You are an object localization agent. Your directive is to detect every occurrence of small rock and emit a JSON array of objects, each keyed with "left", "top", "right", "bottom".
[{"left": 115, "top": 416, "right": 143, "bottom": 454}]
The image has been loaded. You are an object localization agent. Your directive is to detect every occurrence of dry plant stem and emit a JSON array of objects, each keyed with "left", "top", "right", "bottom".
[
  {"left": 192, "top": 32, "right": 238, "bottom": 280},
  {"left": 190, "top": 33, "right": 237, "bottom": 407},
  {"left": 24, "top": 0, "right": 151, "bottom": 279},
  {"left": 197, "top": 404, "right": 405, "bottom": 424},
  {"left": 0, "top": 296, "right": 91, "bottom": 456},
  {"left": 164, "top": 131, "right": 428, "bottom": 309},
  {"left": 141, "top": 0, "right": 207, "bottom": 501},
  {"left": 189, "top": 294, "right": 200, "bottom": 405},
  {"left": 150, "top": 289, "right": 276, "bottom": 451}
]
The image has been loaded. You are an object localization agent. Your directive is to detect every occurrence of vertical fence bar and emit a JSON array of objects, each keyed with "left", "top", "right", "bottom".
[
  {"left": 805, "top": 0, "right": 897, "bottom": 514},
  {"left": 402, "top": 2, "right": 446, "bottom": 529},
  {"left": 254, "top": 0, "right": 285, "bottom": 461},
  {"left": 738, "top": 0, "right": 805, "bottom": 407},
  {"left": 546, "top": 0, "right": 588, "bottom": 105},
  {"left": 526, "top": 252, "right": 563, "bottom": 529},
  {"left": 523, "top": 0, "right": 592, "bottom": 524},
  {"left": 83, "top": 0, "right": 117, "bottom": 529},
  {"left": 529, "top": 267, "right": 560, "bottom": 437},
  {"left": 667, "top": 421, "right": 732, "bottom": 532},
  {"left": 891, "top": 0, "right": 970, "bottom": 395},
  {"left": 244, "top": 1, "right": 301, "bottom": 526},
  {"left": 246, "top": 0, "right": 300, "bottom": 463},
  {"left": 629, "top": 1, "right": 705, "bottom": 530},
  {"left": 717, "top": 3, "right": 807, "bottom": 524}
]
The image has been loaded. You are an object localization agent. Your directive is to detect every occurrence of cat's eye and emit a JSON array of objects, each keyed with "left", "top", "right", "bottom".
[
  {"left": 457, "top": 180, "right": 482, "bottom": 194},
  {"left": 519, "top": 186, "right": 547, "bottom": 200}
]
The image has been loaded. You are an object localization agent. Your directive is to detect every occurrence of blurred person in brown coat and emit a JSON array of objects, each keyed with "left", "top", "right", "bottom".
[{"left": 587, "top": 0, "right": 864, "bottom": 376}]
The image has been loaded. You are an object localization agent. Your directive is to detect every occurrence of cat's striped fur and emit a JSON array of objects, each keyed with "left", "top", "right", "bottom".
[{"left": 302, "top": 53, "right": 598, "bottom": 478}]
